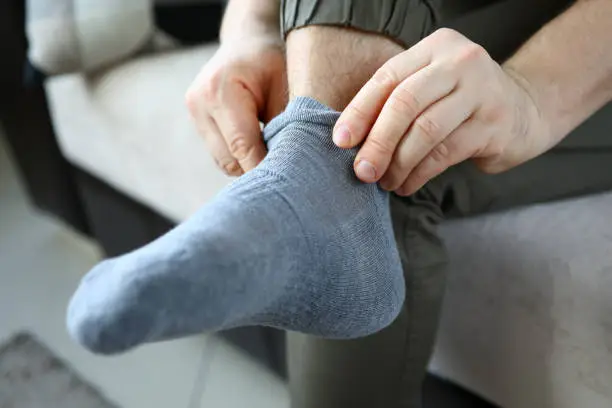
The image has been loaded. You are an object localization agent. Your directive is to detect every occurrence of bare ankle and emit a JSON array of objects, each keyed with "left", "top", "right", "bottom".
[{"left": 286, "top": 26, "right": 403, "bottom": 110}]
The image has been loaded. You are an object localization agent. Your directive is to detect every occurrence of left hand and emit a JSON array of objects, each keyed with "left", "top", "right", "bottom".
[
  {"left": 185, "top": 36, "right": 287, "bottom": 176},
  {"left": 333, "top": 28, "right": 553, "bottom": 196}
]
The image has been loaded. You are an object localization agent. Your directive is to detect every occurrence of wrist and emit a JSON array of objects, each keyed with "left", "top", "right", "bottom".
[
  {"left": 221, "top": 23, "right": 281, "bottom": 45},
  {"left": 218, "top": 32, "right": 284, "bottom": 60},
  {"left": 503, "top": 61, "right": 558, "bottom": 147},
  {"left": 500, "top": 0, "right": 612, "bottom": 144},
  {"left": 220, "top": 0, "right": 280, "bottom": 45}
]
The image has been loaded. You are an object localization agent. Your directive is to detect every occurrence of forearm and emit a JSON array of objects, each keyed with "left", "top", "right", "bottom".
[
  {"left": 220, "top": 0, "right": 280, "bottom": 42},
  {"left": 504, "top": 0, "right": 612, "bottom": 142}
]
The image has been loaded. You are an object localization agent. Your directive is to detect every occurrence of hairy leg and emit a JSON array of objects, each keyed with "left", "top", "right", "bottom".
[{"left": 286, "top": 26, "right": 403, "bottom": 110}]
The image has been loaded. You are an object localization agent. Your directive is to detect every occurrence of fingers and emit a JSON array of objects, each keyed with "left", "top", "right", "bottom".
[
  {"left": 379, "top": 88, "right": 477, "bottom": 190},
  {"left": 198, "top": 114, "right": 244, "bottom": 176},
  {"left": 333, "top": 39, "right": 433, "bottom": 149},
  {"left": 186, "top": 63, "right": 267, "bottom": 175},
  {"left": 396, "top": 120, "right": 482, "bottom": 196},
  {"left": 354, "top": 64, "right": 459, "bottom": 183},
  {"left": 186, "top": 87, "right": 243, "bottom": 176},
  {"left": 210, "top": 81, "right": 267, "bottom": 172}
]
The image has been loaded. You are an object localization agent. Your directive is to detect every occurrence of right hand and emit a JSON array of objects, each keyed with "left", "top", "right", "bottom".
[{"left": 186, "top": 37, "right": 287, "bottom": 176}]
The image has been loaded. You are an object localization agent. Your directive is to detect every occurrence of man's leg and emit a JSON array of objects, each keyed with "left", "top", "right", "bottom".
[
  {"left": 283, "top": 24, "right": 449, "bottom": 408},
  {"left": 285, "top": 26, "right": 403, "bottom": 109},
  {"left": 288, "top": 191, "right": 447, "bottom": 408}
]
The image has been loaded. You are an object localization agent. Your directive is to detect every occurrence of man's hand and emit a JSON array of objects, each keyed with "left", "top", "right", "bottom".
[
  {"left": 186, "top": 36, "right": 287, "bottom": 176},
  {"left": 333, "top": 28, "right": 552, "bottom": 196}
]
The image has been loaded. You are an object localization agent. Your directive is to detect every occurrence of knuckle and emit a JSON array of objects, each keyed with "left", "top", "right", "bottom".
[
  {"left": 228, "top": 134, "right": 254, "bottom": 160},
  {"left": 184, "top": 89, "right": 199, "bottom": 113},
  {"left": 432, "top": 27, "right": 461, "bottom": 42},
  {"left": 347, "top": 103, "right": 369, "bottom": 122},
  {"left": 429, "top": 142, "right": 451, "bottom": 163},
  {"left": 220, "top": 159, "right": 242, "bottom": 175},
  {"left": 388, "top": 85, "right": 421, "bottom": 116},
  {"left": 477, "top": 159, "right": 505, "bottom": 175},
  {"left": 200, "top": 81, "right": 217, "bottom": 103},
  {"left": 198, "top": 70, "right": 224, "bottom": 102},
  {"left": 454, "top": 43, "right": 489, "bottom": 66},
  {"left": 414, "top": 114, "right": 443, "bottom": 144},
  {"left": 482, "top": 104, "right": 507, "bottom": 124},
  {"left": 483, "top": 139, "right": 506, "bottom": 158},
  {"left": 186, "top": 81, "right": 218, "bottom": 112},
  {"left": 371, "top": 68, "right": 399, "bottom": 88},
  {"left": 206, "top": 69, "right": 224, "bottom": 88},
  {"left": 367, "top": 135, "right": 396, "bottom": 158},
  {"left": 474, "top": 139, "right": 511, "bottom": 173}
]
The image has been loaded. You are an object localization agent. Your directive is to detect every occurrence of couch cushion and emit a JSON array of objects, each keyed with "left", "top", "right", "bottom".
[
  {"left": 432, "top": 191, "right": 612, "bottom": 408},
  {"left": 27, "top": 0, "right": 153, "bottom": 74},
  {"left": 47, "top": 44, "right": 231, "bottom": 222}
]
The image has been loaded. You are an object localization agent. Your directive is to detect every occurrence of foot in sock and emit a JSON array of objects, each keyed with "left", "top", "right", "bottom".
[{"left": 67, "top": 97, "right": 405, "bottom": 354}]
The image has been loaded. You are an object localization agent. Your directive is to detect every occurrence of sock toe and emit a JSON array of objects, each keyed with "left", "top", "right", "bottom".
[
  {"left": 67, "top": 259, "right": 155, "bottom": 354},
  {"left": 67, "top": 302, "right": 125, "bottom": 355}
]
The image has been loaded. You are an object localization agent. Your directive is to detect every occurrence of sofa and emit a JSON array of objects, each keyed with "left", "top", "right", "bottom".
[{"left": 4, "top": 0, "right": 612, "bottom": 407}]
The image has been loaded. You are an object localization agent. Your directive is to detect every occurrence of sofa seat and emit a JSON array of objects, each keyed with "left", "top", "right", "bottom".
[
  {"left": 47, "top": 44, "right": 230, "bottom": 223},
  {"left": 433, "top": 194, "right": 612, "bottom": 408},
  {"left": 46, "top": 44, "right": 612, "bottom": 408}
]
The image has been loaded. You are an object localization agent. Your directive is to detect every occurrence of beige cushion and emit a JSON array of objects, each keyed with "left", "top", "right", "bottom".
[
  {"left": 47, "top": 42, "right": 612, "bottom": 408},
  {"left": 47, "top": 44, "right": 231, "bottom": 222},
  {"left": 27, "top": 0, "right": 153, "bottom": 74},
  {"left": 432, "top": 192, "right": 612, "bottom": 408}
]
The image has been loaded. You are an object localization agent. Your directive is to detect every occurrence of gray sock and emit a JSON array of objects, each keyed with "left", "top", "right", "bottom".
[{"left": 67, "top": 97, "right": 405, "bottom": 354}]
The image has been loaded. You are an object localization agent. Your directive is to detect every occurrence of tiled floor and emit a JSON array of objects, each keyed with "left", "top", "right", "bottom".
[{"left": 0, "top": 131, "right": 289, "bottom": 408}]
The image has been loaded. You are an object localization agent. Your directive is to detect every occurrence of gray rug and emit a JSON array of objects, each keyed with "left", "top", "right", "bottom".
[{"left": 0, "top": 332, "right": 119, "bottom": 408}]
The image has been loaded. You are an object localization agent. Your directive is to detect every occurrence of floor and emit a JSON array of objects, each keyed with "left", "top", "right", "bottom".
[{"left": 0, "top": 130, "right": 289, "bottom": 408}]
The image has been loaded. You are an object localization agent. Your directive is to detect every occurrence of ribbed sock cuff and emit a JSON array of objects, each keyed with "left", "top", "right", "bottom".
[{"left": 263, "top": 97, "right": 340, "bottom": 144}]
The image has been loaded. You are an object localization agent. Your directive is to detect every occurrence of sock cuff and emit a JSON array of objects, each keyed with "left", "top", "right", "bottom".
[{"left": 263, "top": 97, "right": 341, "bottom": 143}]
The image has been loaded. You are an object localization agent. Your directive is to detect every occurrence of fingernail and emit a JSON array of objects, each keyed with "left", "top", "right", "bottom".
[
  {"left": 355, "top": 160, "right": 377, "bottom": 182},
  {"left": 333, "top": 125, "right": 351, "bottom": 146}
]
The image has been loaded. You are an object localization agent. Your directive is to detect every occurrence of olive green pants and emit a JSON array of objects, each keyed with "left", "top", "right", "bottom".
[{"left": 282, "top": 0, "right": 612, "bottom": 407}]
